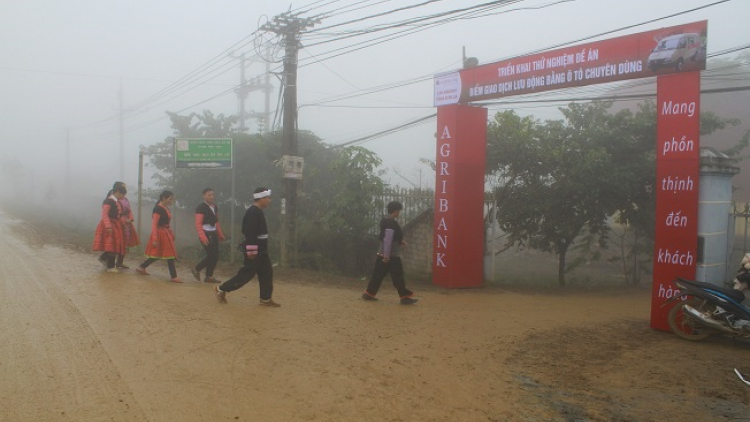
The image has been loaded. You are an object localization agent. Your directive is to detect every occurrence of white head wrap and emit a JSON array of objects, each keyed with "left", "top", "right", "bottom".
[{"left": 253, "top": 189, "right": 271, "bottom": 199}]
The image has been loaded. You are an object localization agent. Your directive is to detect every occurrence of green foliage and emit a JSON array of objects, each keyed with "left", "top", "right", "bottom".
[
  {"left": 316, "top": 146, "right": 386, "bottom": 273},
  {"left": 324, "top": 146, "right": 385, "bottom": 236},
  {"left": 144, "top": 110, "right": 281, "bottom": 214},
  {"left": 146, "top": 111, "right": 385, "bottom": 275},
  {"left": 488, "top": 104, "right": 620, "bottom": 286},
  {"left": 488, "top": 99, "right": 748, "bottom": 286}
]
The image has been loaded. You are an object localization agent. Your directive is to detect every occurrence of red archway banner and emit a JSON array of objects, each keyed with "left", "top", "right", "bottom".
[
  {"left": 435, "top": 21, "right": 707, "bottom": 106},
  {"left": 433, "top": 21, "right": 706, "bottom": 335}
]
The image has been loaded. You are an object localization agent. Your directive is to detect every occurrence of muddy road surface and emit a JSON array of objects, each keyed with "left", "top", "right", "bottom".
[{"left": 0, "top": 211, "right": 748, "bottom": 421}]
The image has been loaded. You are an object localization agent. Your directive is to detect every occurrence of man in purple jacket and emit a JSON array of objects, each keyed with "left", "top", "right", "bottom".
[{"left": 361, "top": 201, "right": 418, "bottom": 305}]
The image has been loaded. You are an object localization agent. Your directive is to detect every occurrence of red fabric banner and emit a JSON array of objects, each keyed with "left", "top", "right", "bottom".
[
  {"left": 651, "top": 71, "right": 701, "bottom": 331},
  {"left": 435, "top": 21, "right": 707, "bottom": 106}
]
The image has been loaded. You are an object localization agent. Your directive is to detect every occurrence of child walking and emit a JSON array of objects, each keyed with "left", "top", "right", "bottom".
[
  {"left": 136, "top": 190, "right": 181, "bottom": 283},
  {"left": 361, "top": 201, "right": 418, "bottom": 305}
]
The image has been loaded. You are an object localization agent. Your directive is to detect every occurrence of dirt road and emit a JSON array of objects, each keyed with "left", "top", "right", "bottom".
[{"left": 0, "top": 210, "right": 748, "bottom": 421}]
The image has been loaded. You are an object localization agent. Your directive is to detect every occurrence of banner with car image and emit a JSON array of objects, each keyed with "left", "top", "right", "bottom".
[{"left": 434, "top": 20, "right": 707, "bottom": 106}]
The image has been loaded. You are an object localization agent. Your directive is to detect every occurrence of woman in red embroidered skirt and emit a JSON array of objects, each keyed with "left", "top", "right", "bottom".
[
  {"left": 136, "top": 190, "right": 181, "bottom": 283},
  {"left": 92, "top": 185, "right": 127, "bottom": 273}
]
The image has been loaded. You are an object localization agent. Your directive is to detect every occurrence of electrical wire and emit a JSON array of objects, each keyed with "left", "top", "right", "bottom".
[
  {"left": 307, "top": 0, "right": 449, "bottom": 34},
  {"left": 314, "top": 0, "right": 398, "bottom": 20},
  {"left": 329, "top": 112, "right": 437, "bottom": 148},
  {"left": 329, "top": 82, "right": 750, "bottom": 149},
  {"left": 297, "top": 1, "right": 741, "bottom": 109},
  {"left": 69, "top": 0, "right": 746, "bottom": 144},
  {"left": 297, "top": 0, "right": 728, "bottom": 70},
  {"left": 301, "top": 47, "right": 361, "bottom": 89}
]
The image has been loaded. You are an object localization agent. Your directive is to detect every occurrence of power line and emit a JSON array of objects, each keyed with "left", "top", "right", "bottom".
[
  {"left": 329, "top": 112, "right": 437, "bottom": 148},
  {"left": 71, "top": 40, "right": 747, "bottom": 144},
  {"left": 0, "top": 66, "right": 233, "bottom": 86},
  {"left": 315, "top": 0, "right": 398, "bottom": 20},
  {"left": 301, "top": 47, "right": 361, "bottom": 89},
  {"left": 476, "top": 84, "right": 750, "bottom": 108},
  {"left": 297, "top": 2, "right": 741, "bottom": 109},
  {"left": 483, "top": 0, "right": 734, "bottom": 64},
  {"left": 70, "top": 1, "right": 746, "bottom": 144},
  {"left": 327, "top": 83, "right": 750, "bottom": 150},
  {"left": 70, "top": 84, "right": 240, "bottom": 143},
  {"left": 296, "top": 0, "right": 728, "bottom": 70},
  {"left": 308, "top": 0, "right": 449, "bottom": 34}
]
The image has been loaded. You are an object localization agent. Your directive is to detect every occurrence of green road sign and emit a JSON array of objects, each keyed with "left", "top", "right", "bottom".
[{"left": 175, "top": 138, "right": 232, "bottom": 169}]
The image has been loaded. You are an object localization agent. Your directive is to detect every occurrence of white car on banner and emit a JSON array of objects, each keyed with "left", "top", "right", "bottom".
[{"left": 648, "top": 32, "right": 705, "bottom": 72}]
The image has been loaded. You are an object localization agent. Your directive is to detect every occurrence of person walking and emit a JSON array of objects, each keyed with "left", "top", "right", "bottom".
[
  {"left": 191, "top": 188, "right": 225, "bottom": 283},
  {"left": 361, "top": 201, "right": 418, "bottom": 305},
  {"left": 214, "top": 187, "right": 279, "bottom": 307},
  {"left": 136, "top": 190, "right": 181, "bottom": 283},
  {"left": 116, "top": 182, "right": 140, "bottom": 269},
  {"left": 92, "top": 184, "right": 127, "bottom": 273}
]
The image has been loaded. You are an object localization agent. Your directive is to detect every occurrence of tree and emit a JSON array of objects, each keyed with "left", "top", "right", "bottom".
[
  {"left": 145, "top": 110, "right": 386, "bottom": 274},
  {"left": 144, "top": 110, "right": 280, "bottom": 219},
  {"left": 488, "top": 105, "right": 620, "bottom": 286},
  {"left": 319, "top": 146, "right": 386, "bottom": 273},
  {"left": 488, "top": 100, "right": 746, "bottom": 286}
]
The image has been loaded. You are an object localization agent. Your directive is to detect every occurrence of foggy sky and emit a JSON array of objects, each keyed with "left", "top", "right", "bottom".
[{"left": 1, "top": 0, "right": 748, "bottom": 199}]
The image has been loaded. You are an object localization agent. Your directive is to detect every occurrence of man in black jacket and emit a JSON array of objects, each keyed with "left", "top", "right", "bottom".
[
  {"left": 361, "top": 201, "right": 418, "bottom": 305},
  {"left": 214, "top": 187, "right": 280, "bottom": 307}
]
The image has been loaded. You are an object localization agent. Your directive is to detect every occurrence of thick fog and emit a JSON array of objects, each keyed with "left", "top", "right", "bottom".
[{"left": 1, "top": 0, "right": 748, "bottom": 207}]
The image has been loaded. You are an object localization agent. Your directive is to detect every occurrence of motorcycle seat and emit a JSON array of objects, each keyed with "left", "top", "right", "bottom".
[{"left": 676, "top": 277, "right": 746, "bottom": 303}]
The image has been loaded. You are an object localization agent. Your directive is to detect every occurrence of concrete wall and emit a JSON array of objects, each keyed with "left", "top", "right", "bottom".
[
  {"left": 696, "top": 148, "right": 740, "bottom": 286},
  {"left": 400, "top": 209, "right": 434, "bottom": 279}
]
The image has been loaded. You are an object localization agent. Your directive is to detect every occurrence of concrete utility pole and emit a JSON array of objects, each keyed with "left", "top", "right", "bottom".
[
  {"left": 234, "top": 53, "right": 250, "bottom": 132},
  {"left": 262, "top": 59, "right": 272, "bottom": 133},
  {"left": 232, "top": 52, "right": 274, "bottom": 133},
  {"left": 119, "top": 80, "right": 125, "bottom": 180},
  {"left": 260, "top": 12, "right": 319, "bottom": 267},
  {"left": 65, "top": 128, "right": 71, "bottom": 192}
]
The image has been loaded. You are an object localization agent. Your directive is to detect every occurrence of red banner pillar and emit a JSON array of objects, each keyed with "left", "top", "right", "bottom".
[
  {"left": 651, "top": 71, "right": 701, "bottom": 331},
  {"left": 433, "top": 104, "right": 488, "bottom": 288}
]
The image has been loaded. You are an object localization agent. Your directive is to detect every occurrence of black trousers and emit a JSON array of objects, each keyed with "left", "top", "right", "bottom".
[
  {"left": 195, "top": 231, "right": 219, "bottom": 277},
  {"left": 100, "top": 252, "right": 116, "bottom": 269},
  {"left": 140, "top": 258, "right": 177, "bottom": 278},
  {"left": 365, "top": 256, "right": 413, "bottom": 298},
  {"left": 219, "top": 254, "right": 273, "bottom": 300}
]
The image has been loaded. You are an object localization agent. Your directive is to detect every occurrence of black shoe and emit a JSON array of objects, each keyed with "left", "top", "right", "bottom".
[
  {"left": 190, "top": 268, "right": 201, "bottom": 281},
  {"left": 204, "top": 277, "right": 221, "bottom": 284},
  {"left": 400, "top": 297, "right": 419, "bottom": 305},
  {"left": 97, "top": 255, "right": 108, "bottom": 267},
  {"left": 361, "top": 292, "right": 378, "bottom": 301}
]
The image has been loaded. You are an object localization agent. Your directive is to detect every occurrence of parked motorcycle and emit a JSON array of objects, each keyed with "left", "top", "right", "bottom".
[{"left": 663, "top": 276, "right": 750, "bottom": 341}]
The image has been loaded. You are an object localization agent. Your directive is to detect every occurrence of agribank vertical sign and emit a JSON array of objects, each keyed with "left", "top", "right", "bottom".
[
  {"left": 433, "top": 105, "right": 487, "bottom": 288},
  {"left": 651, "top": 72, "right": 701, "bottom": 330}
]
